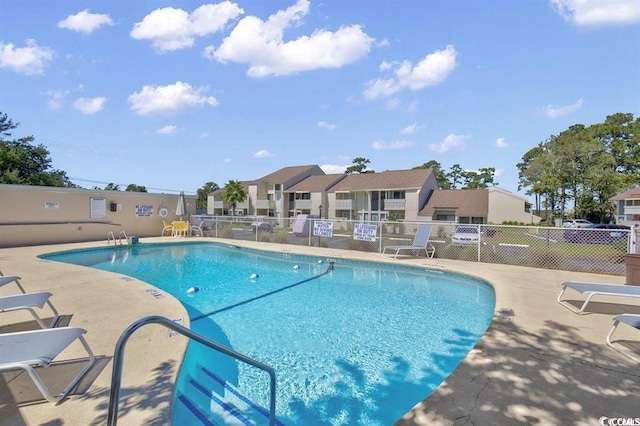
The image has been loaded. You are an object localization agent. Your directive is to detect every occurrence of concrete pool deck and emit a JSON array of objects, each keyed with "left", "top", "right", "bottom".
[{"left": 0, "top": 237, "right": 638, "bottom": 425}]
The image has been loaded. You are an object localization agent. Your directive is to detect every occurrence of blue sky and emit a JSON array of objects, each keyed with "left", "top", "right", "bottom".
[{"left": 1, "top": 0, "right": 639, "bottom": 197}]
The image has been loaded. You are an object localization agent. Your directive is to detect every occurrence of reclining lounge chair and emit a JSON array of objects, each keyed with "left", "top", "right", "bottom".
[
  {"left": 606, "top": 314, "right": 640, "bottom": 362},
  {"left": 382, "top": 224, "right": 435, "bottom": 259},
  {"left": 557, "top": 281, "right": 640, "bottom": 314},
  {"left": 0, "top": 327, "right": 96, "bottom": 404},
  {"left": 0, "top": 291, "right": 59, "bottom": 328}
]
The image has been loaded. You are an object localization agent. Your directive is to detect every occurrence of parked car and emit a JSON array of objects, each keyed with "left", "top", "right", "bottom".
[
  {"left": 451, "top": 225, "right": 482, "bottom": 246},
  {"left": 563, "top": 224, "right": 630, "bottom": 244},
  {"left": 562, "top": 219, "right": 593, "bottom": 228}
]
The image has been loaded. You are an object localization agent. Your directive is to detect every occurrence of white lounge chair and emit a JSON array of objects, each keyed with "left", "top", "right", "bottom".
[
  {"left": 606, "top": 314, "right": 640, "bottom": 362},
  {"left": 0, "top": 275, "right": 28, "bottom": 293},
  {"left": 0, "top": 327, "right": 96, "bottom": 404},
  {"left": 0, "top": 275, "right": 60, "bottom": 321},
  {"left": 557, "top": 281, "right": 640, "bottom": 314},
  {"left": 382, "top": 224, "right": 435, "bottom": 259},
  {"left": 0, "top": 291, "right": 59, "bottom": 328}
]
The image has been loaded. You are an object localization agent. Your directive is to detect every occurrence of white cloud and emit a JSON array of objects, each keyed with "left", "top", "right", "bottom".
[
  {"left": 494, "top": 168, "right": 505, "bottom": 177},
  {"left": 154, "top": 125, "right": 178, "bottom": 135},
  {"left": 542, "top": 98, "right": 584, "bottom": 118},
  {"left": 372, "top": 140, "right": 415, "bottom": 150},
  {"left": 364, "top": 45, "right": 458, "bottom": 100},
  {"left": 223, "top": 158, "right": 232, "bottom": 163},
  {"left": 320, "top": 163, "right": 350, "bottom": 174},
  {"left": 400, "top": 123, "right": 421, "bottom": 135},
  {"left": 550, "top": 0, "right": 640, "bottom": 26},
  {"left": 73, "top": 96, "right": 107, "bottom": 114},
  {"left": 196, "top": 132, "right": 210, "bottom": 139},
  {"left": 58, "top": 9, "right": 114, "bottom": 34},
  {"left": 318, "top": 121, "right": 336, "bottom": 130},
  {"left": 495, "top": 137, "right": 508, "bottom": 148},
  {"left": 131, "top": 2, "right": 244, "bottom": 52},
  {"left": 386, "top": 98, "right": 400, "bottom": 110},
  {"left": 0, "top": 39, "right": 54, "bottom": 75},
  {"left": 128, "top": 81, "right": 218, "bottom": 116},
  {"left": 254, "top": 149, "right": 274, "bottom": 158},
  {"left": 44, "top": 89, "right": 70, "bottom": 110},
  {"left": 406, "top": 100, "right": 419, "bottom": 112},
  {"left": 206, "top": 0, "right": 375, "bottom": 77},
  {"left": 428, "top": 133, "right": 469, "bottom": 154}
]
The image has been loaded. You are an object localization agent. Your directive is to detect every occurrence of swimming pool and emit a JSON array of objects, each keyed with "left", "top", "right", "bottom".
[{"left": 43, "top": 242, "right": 495, "bottom": 425}]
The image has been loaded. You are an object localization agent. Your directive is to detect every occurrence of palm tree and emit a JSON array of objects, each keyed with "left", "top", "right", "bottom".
[{"left": 222, "top": 179, "right": 246, "bottom": 219}]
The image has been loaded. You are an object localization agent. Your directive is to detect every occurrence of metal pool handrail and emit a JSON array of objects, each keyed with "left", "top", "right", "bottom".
[{"left": 106, "top": 315, "right": 277, "bottom": 426}]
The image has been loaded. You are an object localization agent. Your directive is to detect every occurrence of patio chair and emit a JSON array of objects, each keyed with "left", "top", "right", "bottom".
[
  {"left": 161, "top": 220, "right": 173, "bottom": 236},
  {"left": 557, "top": 281, "right": 640, "bottom": 314},
  {"left": 0, "top": 291, "right": 59, "bottom": 328},
  {"left": 0, "top": 275, "right": 28, "bottom": 293},
  {"left": 606, "top": 314, "right": 640, "bottom": 362},
  {"left": 382, "top": 224, "right": 435, "bottom": 259},
  {"left": 190, "top": 218, "right": 204, "bottom": 237},
  {"left": 0, "top": 327, "right": 96, "bottom": 404}
]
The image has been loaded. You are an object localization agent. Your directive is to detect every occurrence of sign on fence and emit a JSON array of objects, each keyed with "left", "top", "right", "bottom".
[
  {"left": 313, "top": 221, "right": 334, "bottom": 237},
  {"left": 353, "top": 223, "right": 377, "bottom": 241}
]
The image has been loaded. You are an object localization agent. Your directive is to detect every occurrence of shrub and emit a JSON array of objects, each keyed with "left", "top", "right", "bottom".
[{"left": 271, "top": 229, "right": 290, "bottom": 244}]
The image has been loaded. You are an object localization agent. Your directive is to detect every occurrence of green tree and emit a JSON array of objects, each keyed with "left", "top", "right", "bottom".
[
  {"left": 463, "top": 167, "right": 496, "bottom": 189},
  {"left": 103, "top": 183, "right": 120, "bottom": 191},
  {"left": 197, "top": 182, "right": 219, "bottom": 209},
  {"left": 0, "top": 112, "right": 74, "bottom": 187},
  {"left": 222, "top": 180, "right": 246, "bottom": 218},
  {"left": 345, "top": 157, "right": 374, "bottom": 174},
  {"left": 413, "top": 160, "right": 450, "bottom": 189},
  {"left": 125, "top": 184, "right": 147, "bottom": 192},
  {"left": 517, "top": 112, "right": 639, "bottom": 223},
  {"left": 447, "top": 164, "right": 465, "bottom": 189}
]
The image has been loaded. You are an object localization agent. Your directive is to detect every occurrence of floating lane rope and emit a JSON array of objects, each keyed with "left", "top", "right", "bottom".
[{"left": 191, "top": 261, "right": 335, "bottom": 322}]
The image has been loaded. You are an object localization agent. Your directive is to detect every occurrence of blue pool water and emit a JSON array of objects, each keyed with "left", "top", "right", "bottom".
[{"left": 42, "top": 242, "right": 495, "bottom": 425}]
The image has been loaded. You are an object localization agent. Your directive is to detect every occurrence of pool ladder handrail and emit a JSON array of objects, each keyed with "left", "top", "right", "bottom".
[
  {"left": 106, "top": 315, "right": 277, "bottom": 426},
  {"left": 107, "top": 231, "right": 130, "bottom": 246}
]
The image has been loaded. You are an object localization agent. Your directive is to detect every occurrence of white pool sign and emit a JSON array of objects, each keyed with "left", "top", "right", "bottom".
[
  {"left": 353, "top": 223, "right": 378, "bottom": 241},
  {"left": 313, "top": 220, "right": 334, "bottom": 237}
]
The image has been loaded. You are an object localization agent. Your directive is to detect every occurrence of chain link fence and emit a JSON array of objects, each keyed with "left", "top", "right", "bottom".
[{"left": 189, "top": 215, "right": 636, "bottom": 276}]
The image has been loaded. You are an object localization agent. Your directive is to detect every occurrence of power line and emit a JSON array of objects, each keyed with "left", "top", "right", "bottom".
[{"left": 69, "top": 177, "right": 195, "bottom": 194}]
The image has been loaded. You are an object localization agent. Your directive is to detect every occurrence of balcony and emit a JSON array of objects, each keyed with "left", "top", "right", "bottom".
[
  {"left": 255, "top": 199, "right": 275, "bottom": 210},
  {"left": 294, "top": 200, "right": 312, "bottom": 210},
  {"left": 384, "top": 199, "right": 406, "bottom": 210},
  {"left": 335, "top": 199, "right": 353, "bottom": 210},
  {"left": 211, "top": 201, "right": 247, "bottom": 209},
  {"left": 623, "top": 205, "right": 640, "bottom": 215}
]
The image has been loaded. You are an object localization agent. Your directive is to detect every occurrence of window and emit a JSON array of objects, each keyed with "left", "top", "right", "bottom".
[
  {"left": 435, "top": 214, "right": 456, "bottom": 221},
  {"left": 389, "top": 190, "right": 405, "bottom": 199}
]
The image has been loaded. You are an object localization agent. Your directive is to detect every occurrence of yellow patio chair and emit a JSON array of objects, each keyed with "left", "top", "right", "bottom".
[{"left": 161, "top": 220, "right": 173, "bottom": 236}]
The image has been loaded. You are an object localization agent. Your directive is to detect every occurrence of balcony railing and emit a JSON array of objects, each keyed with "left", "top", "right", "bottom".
[
  {"left": 384, "top": 199, "right": 406, "bottom": 210},
  {"left": 334, "top": 199, "right": 353, "bottom": 210},
  {"left": 211, "top": 201, "right": 247, "bottom": 209},
  {"left": 294, "top": 200, "right": 312, "bottom": 210},
  {"left": 255, "top": 200, "right": 275, "bottom": 209}
]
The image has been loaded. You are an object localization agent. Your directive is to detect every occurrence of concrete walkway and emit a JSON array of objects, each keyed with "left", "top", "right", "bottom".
[{"left": 0, "top": 238, "right": 638, "bottom": 425}]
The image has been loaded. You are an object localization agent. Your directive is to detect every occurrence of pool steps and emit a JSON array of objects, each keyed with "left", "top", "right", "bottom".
[{"left": 177, "top": 364, "right": 283, "bottom": 425}]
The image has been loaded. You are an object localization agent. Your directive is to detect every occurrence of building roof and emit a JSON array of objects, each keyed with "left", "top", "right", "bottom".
[
  {"left": 287, "top": 174, "right": 347, "bottom": 192},
  {"left": 611, "top": 186, "right": 640, "bottom": 200},
  {"left": 254, "top": 165, "right": 324, "bottom": 188},
  {"left": 328, "top": 169, "right": 433, "bottom": 192},
  {"left": 420, "top": 189, "right": 489, "bottom": 217}
]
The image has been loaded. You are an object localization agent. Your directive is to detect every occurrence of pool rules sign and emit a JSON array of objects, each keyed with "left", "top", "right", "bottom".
[{"left": 313, "top": 220, "right": 334, "bottom": 238}]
